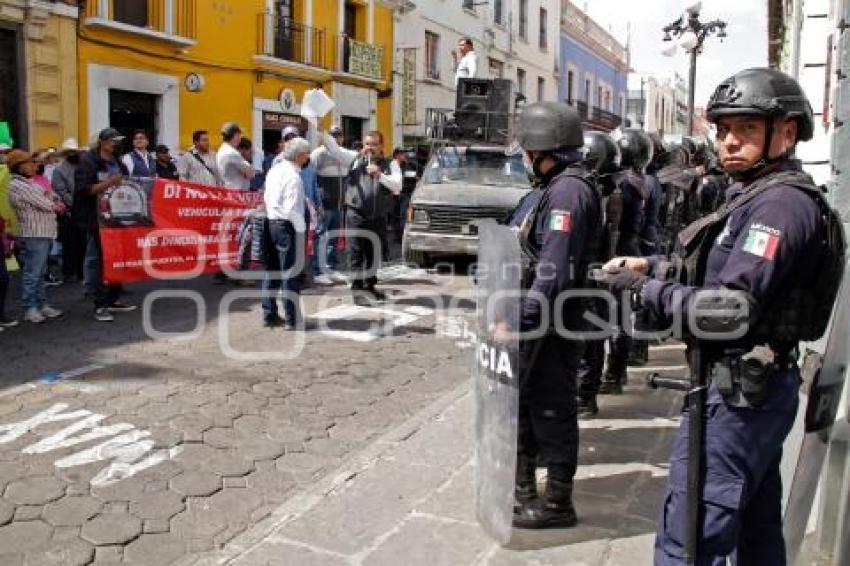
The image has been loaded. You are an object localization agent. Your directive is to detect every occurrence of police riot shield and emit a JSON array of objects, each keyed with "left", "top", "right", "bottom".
[
  {"left": 474, "top": 220, "right": 522, "bottom": 545},
  {"left": 783, "top": 260, "right": 850, "bottom": 563}
]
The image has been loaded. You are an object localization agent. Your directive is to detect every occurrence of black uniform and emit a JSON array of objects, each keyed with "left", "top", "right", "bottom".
[{"left": 508, "top": 161, "right": 600, "bottom": 520}]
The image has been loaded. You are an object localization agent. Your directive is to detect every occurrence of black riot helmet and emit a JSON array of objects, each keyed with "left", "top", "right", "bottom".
[
  {"left": 582, "top": 131, "right": 621, "bottom": 175},
  {"left": 707, "top": 68, "right": 813, "bottom": 180},
  {"left": 514, "top": 102, "right": 584, "bottom": 152},
  {"left": 706, "top": 67, "right": 814, "bottom": 141},
  {"left": 616, "top": 129, "right": 653, "bottom": 172},
  {"left": 647, "top": 132, "right": 668, "bottom": 172}
]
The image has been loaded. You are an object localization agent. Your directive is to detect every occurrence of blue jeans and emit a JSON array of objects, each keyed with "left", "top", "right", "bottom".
[
  {"left": 398, "top": 193, "right": 411, "bottom": 233},
  {"left": 320, "top": 207, "right": 342, "bottom": 271},
  {"left": 654, "top": 370, "right": 800, "bottom": 565},
  {"left": 0, "top": 249, "right": 9, "bottom": 318},
  {"left": 20, "top": 237, "right": 51, "bottom": 311},
  {"left": 84, "top": 232, "right": 120, "bottom": 309},
  {"left": 261, "top": 220, "right": 303, "bottom": 325}
]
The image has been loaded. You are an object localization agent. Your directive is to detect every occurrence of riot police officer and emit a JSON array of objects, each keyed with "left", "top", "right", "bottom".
[
  {"left": 576, "top": 131, "right": 622, "bottom": 417},
  {"left": 598, "top": 68, "right": 842, "bottom": 564},
  {"left": 599, "top": 129, "right": 653, "bottom": 394},
  {"left": 501, "top": 102, "right": 600, "bottom": 528}
]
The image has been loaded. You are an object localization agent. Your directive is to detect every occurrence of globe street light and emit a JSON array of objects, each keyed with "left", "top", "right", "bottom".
[{"left": 662, "top": 5, "right": 727, "bottom": 136}]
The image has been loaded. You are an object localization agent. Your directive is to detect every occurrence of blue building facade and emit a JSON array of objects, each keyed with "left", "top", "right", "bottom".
[{"left": 559, "top": 3, "right": 629, "bottom": 131}]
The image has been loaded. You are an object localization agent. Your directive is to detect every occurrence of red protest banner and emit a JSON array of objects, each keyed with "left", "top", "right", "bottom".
[{"left": 99, "top": 178, "right": 263, "bottom": 284}]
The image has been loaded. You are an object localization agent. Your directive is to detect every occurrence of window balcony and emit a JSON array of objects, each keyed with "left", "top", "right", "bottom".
[
  {"left": 82, "top": 0, "right": 196, "bottom": 46},
  {"left": 257, "top": 14, "right": 327, "bottom": 70}
]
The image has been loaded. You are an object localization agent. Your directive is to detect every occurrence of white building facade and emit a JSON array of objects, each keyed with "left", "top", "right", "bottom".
[
  {"left": 626, "top": 73, "right": 689, "bottom": 138},
  {"left": 392, "top": 0, "right": 560, "bottom": 146}
]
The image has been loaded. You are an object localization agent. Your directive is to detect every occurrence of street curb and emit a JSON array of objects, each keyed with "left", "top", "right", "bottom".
[{"left": 179, "top": 379, "right": 472, "bottom": 566}]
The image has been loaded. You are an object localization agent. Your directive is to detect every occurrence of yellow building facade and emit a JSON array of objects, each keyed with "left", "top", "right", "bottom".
[
  {"left": 77, "top": 0, "right": 396, "bottom": 156},
  {"left": 0, "top": 0, "right": 79, "bottom": 150}
]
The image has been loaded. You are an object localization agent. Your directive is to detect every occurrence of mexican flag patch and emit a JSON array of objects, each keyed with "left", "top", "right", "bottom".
[
  {"left": 742, "top": 224, "right": 781, "bottom": 260},
  {"left": 549, "top": 210, "right": 572, "bottom": 233}
]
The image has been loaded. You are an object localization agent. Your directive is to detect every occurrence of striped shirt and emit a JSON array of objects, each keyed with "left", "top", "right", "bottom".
[{"left": 8, "top": 175, "right": 57, "bottom": 239}]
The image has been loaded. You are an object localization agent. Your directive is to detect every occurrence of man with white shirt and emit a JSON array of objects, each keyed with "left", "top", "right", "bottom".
[
  {"left": 310, "top": 125, "right": 350, "bottom": 278},
  {"left": 122, "top": 130, "right": 156, "bottom": 177},
  {"left": 261, "top": 137, "right": 310, "bottom": 330},
  {"left": 216, "top": 122, "right": 255, "bottom": 190},
  {"left": 453, "top": 38, "right": 478, "bottom": 85},
  {"left": 336, "top": 130, "right": 402, "bottom": 306}
]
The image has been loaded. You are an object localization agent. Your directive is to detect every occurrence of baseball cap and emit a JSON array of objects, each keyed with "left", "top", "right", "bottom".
[
  {"left": 0, "top": 143, "right": 11, "bottom": 152},
  {"left": 282, "top": 126, "right": 301, "bottom": 141},
  {"left": 98, "top": 128, "right": 124, "bottom": 142}
]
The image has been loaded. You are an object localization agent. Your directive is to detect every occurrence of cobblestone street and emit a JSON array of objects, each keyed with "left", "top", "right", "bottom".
[{"left": 0, "top": 268, "right": 475, "bottom": 565}]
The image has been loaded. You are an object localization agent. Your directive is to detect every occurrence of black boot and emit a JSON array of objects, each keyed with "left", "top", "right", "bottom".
[
  {"left": 514, "top": 455, "right": 538, "bottom": 506},
  {"left": 577, "top": 395, "right": 599, "bottom": 419},
  {"left": 513, "top": 477, "right": 577, "bottom": 529},
  {"left": 598, "top": 378, "right": 623, "bottom": 395},
  {"left": 628, "top": 340, "right": 649, "bottom": 366}
]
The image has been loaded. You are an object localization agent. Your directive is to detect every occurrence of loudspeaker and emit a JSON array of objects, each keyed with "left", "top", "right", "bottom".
[{"left": 454, "top": 79, "right": 514, "bottom": 143}]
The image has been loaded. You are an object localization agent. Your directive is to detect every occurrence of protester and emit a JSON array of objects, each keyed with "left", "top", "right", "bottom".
[
  {"left": 217, "top": 123, "right": 255, "bottom": 190},
  {"left": 238, "top": 138, "right": 264, "bottom": 191},
  {"left": 52, "top": 139, "right": 85, "bottom": 282},
  {"left": 453, "top": 38, "right": 478, "bottom": 84},
  {"left": 122, "top": 130, "right": 156, "bottom": 177},
  {"left": 178, "top": 130, "right": 223, "bottom": 186},
  {"left": 75, "top": 128, "right": 137, "bottom": 322},
  {"left": 311, "top": 125, "right": 348, "bottom": 275},
  {"left": 0, "top": 214, "right": 17, "bottom": 330},
  {"left": 327, "top": 130, "right": 401, "bottom": 305},
  {"left": 261, "top": 137, "right": 310, "bottom": 330},
  {"left": 154, "top": 145, "right": 179, "bottom": 180},
  {"left": 7, "top": 150, "right": 64, "bottom": 323}
]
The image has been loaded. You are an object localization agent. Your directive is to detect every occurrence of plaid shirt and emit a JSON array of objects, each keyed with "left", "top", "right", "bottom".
[{"left": 8, "top": 175, "right": 57, "bottom": 239}]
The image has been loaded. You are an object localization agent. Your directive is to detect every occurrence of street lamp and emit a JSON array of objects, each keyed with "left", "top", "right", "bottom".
[{"left": 662, "top": 5, "right": 727, "bottom": 136}]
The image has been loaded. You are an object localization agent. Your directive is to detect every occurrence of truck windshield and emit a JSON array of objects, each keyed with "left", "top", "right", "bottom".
[{"left": 423, "top": 148, "right": 527, "bottom": 187}]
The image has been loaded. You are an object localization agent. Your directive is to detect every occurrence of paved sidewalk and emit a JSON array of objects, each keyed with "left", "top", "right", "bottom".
[{"left": 192, "top": 354, "right": 684, "bottom": 566}]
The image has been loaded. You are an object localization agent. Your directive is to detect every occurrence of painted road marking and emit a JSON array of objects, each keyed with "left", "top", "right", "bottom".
[
  {"left": 311, "top": 304, "right": 435, "bottom": 342},
  {"left": 40, "top": 363, "right": 105, "bottom": 384},
  {"left": 627, "top": 365, "right": 689, "bottom": 373},
  {"left": 575, "top": 462, "right": 669, "bottom": 480},
  {"left": 0, "top": 403, "right": 182, "bottom": 487},
  {"left": 649, "top": 343, "right": 687, "bottom": 352},
  {"left": 579, "top": 417, "right": 680, "bottom": 431}
]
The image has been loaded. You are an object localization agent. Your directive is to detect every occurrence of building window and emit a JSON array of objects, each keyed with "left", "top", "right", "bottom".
[
  {"left": 425, "top": 31, "right": 440, "bottom": 80},
  {"left": 113, "top": 0, "right": 149, "bottom": 28},
  {"left": 489, "top": 58, "right": 504, "bottom": 79},
  {"left": 605, "top": 90, "right": 611, "bottom": 111},
  {"left": 585, "top": 79, "right": 591, "bottom": 104},
  {"left": 537, "top": 77, "right": 545, "bottom": 102},
  {"left": 493, "top": 0, "right": 503, "bottom": 24},
  {"left": 567, "top": 70, "right": 574, "bottom": 104},
  {"left": 539, "top": 8, "right": 547, "bottom": 50},
  {"left": 517, "top": 68, "right": 526, "bottom": 96},
  {"left": 519, "top": 0, "right": 528, "bottom": 41},
  {"left": 463, "top": 0, "right": 475, "bottom": 11}
]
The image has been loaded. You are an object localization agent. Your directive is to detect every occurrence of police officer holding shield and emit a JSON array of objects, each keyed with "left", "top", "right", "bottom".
[
  {"left": 500, "top": 102, "right": 600, "bottom": 528},
  {"left": 596, "top": 68, "right": 843, "bottom": 564}
]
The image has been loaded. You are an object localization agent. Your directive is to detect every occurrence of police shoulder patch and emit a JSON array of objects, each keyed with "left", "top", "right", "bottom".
[
  {"left": 548, "top": 210, "right": 572, "bottom": 233},
  {"left": 742, "top": 223, "right": 781, "bottom": 260}
]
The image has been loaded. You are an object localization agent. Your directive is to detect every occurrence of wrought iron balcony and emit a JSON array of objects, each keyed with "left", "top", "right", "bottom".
[{"left": 258, "top": 14, "right": 326, "bottom": 69}]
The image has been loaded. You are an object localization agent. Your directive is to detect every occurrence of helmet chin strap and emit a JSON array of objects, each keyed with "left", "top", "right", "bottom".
[{"left": 728, "top": 117, "right": 789, "bottom": 183}]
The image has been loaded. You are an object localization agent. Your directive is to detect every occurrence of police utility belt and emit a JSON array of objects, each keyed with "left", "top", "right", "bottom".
[{"left": 708, "top": 345, "right": 796, "bottom": 408}]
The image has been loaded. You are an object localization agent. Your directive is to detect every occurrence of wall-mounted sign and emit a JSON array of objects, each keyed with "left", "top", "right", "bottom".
[
  {"left": 401, "top": 48, "right": 417, "bottom": 125},
  {"left": 348, "top": 39, "right": 384, "bottom": 80},
  {"left": 184, "top": 73, "right": 205, "bottom": 92},
  {"left": 262, "top": 111, "right": 307, "bottom": 134}
]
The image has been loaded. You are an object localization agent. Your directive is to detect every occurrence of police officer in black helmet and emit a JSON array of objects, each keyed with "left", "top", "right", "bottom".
[
  {"left": 599, "top": 129, "right": 653, "bottom": 395},
  {"left": 501, "top": 102, "right": 601, "bottom": 528},
  {"left": 576, "top": 131, "right": 622, "bottom": 417},
  {"left": 598, "top": 68, "right": 843, "bottom": 563}
]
